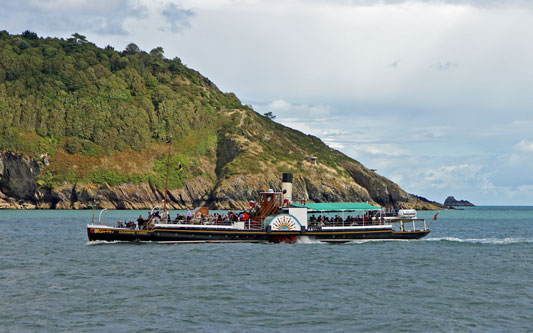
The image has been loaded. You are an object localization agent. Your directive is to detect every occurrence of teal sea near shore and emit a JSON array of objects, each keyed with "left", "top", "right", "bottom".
[{"left": 1, "top": 207, "right": 532, "bottom": 332}]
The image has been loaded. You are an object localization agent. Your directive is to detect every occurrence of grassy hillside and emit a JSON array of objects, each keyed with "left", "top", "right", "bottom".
[{"left": 0, "top": 30, "right": 350, "bottom": 190}]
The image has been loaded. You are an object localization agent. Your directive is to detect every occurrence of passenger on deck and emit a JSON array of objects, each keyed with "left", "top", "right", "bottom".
[
  {"left": 186, "top": 209, "right": 192, "bottom": 221},
  {"left": 137, "top": 215, "right": 145, "bottom": 230},
  {"left": 116, "top": 221, "right": 124, "bottom": 228}
]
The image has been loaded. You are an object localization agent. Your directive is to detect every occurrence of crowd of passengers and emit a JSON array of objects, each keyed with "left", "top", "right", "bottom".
[
  {"left": 171, "top": 210, "right": 250, "bottom": 225},
  {"left": 115, "top": 210, "right": 251, "bottom": 229},
  {"left": 116, "top": 206, "right": 402, "bottom": 229},
  {"left": 309, "top": 212, "right": 386, "bottom": 226}
]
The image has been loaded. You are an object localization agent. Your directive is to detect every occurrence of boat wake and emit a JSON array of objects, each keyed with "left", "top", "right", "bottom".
[
  {"left": 424, "top": 237, "right": 533, "bottom": 245},
  {"left": 346, "top": 239, "right": 409, "bottom": 244},
  {"left": 296, "top": 236, "right": 323, "bottom": 244},
  {"left": 86, "top": 240, "right": 136, "bottom": 245},
  {"left": 295, "top": 237, "right": 409, "bottom": 245}
]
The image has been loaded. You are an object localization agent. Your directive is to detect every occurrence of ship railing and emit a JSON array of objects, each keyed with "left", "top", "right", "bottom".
[
  {"left": 308, "top": 218, "right": 388, "bottom": 228},
  {"left": 308, "top": 217, "right": 428, "bottom": 231},
  {"left": 386, "top": 218, "right": 428, "bottom": 232}
]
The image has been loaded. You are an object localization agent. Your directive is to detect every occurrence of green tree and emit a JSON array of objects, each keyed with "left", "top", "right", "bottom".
[
  {"left": 70, "top": 33, "right": 87, "bottom": 43},
  {"left": 22, "top": 30, "right": 38, "bottom": 40},
  {"left": 124, "top": 43, "right": 140, "bottom": 55},
  {"left": 264, "top": 111, "right": 276, "bottom": 120}
]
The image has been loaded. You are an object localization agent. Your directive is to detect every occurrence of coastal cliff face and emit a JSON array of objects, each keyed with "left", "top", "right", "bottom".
[
  {"left": 0, "top": 152, "right": 45, "bottom": 208},
  {"left": 0, "top": 150, "right": 444, "bottom": 210}
]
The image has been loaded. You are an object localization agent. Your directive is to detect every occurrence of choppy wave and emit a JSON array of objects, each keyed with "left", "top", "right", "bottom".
[
  {"left": 4, "top": 208, "right": 533, "bottom": 332},
  {"left": 424, "top": 237, "right": 533, "bottom": 244}
]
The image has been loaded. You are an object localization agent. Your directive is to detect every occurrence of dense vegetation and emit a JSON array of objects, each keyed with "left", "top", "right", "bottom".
[
  {"left": 0, "top": 31, "right": 249, "bottom": 187},
  {"left": 0, "top": 30, "right": 354, "bottom": 190},
  {"left": 0, "top": 30, "right": 242, "bottom": 152}
]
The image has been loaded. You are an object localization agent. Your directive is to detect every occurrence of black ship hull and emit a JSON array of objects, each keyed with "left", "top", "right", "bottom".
[{"left": 87, "top": 225, "right": 430, "bottom": 244}]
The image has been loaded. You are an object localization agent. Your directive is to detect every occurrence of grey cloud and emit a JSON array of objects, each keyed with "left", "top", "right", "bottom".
[
  {"left": 325, "top": 0, "right": 532, "bottom": 8},
  {"left": 161, "top": 3, "right": 195, "bottom": 33},
  {"left": 0, "top": 0, "right": 147, "bottom": 35}
]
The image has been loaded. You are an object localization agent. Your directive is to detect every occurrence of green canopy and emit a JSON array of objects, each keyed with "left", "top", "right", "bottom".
[{"left": 292, "top": 202, "right": 381, "bottom": 212}]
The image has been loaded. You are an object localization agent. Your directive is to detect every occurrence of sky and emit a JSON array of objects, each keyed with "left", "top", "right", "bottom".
[{"left": 1, "top": 0, "right": 533, "bottom": 205}]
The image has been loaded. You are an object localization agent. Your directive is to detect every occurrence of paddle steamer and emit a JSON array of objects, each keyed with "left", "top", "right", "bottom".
[{"left": 87, "top": 173, "right": 431, "bottom": 243}]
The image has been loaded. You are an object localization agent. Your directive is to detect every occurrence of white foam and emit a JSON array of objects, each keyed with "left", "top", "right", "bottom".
[
  {"left": 346, "top": 239, "right": 409, "bottom": 244},
  {"left": 295, "top": 236, "right": 323, "bottom": 244},
  {"left": 86, "top": 240, "right": 128, "bottom": 245},
  {"left": 295, "top": 237, "right": 408, "bottom": 245},
  {"left": 425, "top": 237, "right": 533, "bottom": 244}
]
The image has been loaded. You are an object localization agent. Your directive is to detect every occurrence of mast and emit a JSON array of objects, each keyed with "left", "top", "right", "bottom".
[{"left": 163, "top": 137, "right": 172, "bottom": 214}]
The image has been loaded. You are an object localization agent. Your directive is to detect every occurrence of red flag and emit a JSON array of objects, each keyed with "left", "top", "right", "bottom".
[{"left": 433, "top": 212, "right": 439, "bottom": 221}]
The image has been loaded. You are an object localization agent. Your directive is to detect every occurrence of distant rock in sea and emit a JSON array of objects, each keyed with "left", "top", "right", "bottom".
[{"left": 444, "top": 196, "right": 475, "bottom": 207}]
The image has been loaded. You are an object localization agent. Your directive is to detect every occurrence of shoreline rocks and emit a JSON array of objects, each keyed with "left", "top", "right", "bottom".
[
  {"left": 444, "top": 196, "right": 475, "bottom": 207},
  {"left": 0, "top": 151, "right": 445, "bottom": 211}
]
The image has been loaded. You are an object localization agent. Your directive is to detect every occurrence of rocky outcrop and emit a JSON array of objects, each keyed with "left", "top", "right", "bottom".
[
  {"left": 0, "top": 151, "right": 214, "bottom": 209},
  {"left": 0, "top": 151, "right": 444, "bottom": 210},
  {"left": 341, "top": 161, "right": 441, "bottom": 209},
  {"left": 208, "top": 173, "right": 374, "bottom": 209},
  {"left": 444, "top": 196, "right": 474, "bottom": 207},
  {"left": 0, "top": 151, "right": 43, "bottom": 200},
  {"left": 209, "top": 166, "right": 443, "bottom": 210},
  {"left": 216, "top": 137, "right": 242, "bottom": 176}
]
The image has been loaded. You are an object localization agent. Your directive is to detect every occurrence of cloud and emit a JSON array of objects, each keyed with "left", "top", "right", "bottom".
[
  {"left": 424, "top": 163, "right": 481, "bottom": 187},
  {"left": 302, "top": 0, "right": 533, "bottom": 8},
  {"left": 161, "top": 3, "right": 195, "bottom": 33},
  {"left": 253, "top": 99, "right": 333, "bottom": 122},
  {"left": 514, "top": 139, "right": 533, "bottom": 153},
  {"left": 252, "top": 99, "right": 353, "bottom": 149},
  {"left": 348, "top": 144, "right": 408, "bottom": 158},
  {"left": 0, "top": 0, "right": 147, "bottom": 35},
  {"left": 2, "top": 0, "right": 533, "bottom": 204}
]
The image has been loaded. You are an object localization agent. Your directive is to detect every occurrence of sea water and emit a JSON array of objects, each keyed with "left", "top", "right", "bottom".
[{"left": 0, "top": 207, "right": 531, "bottom": 332}]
